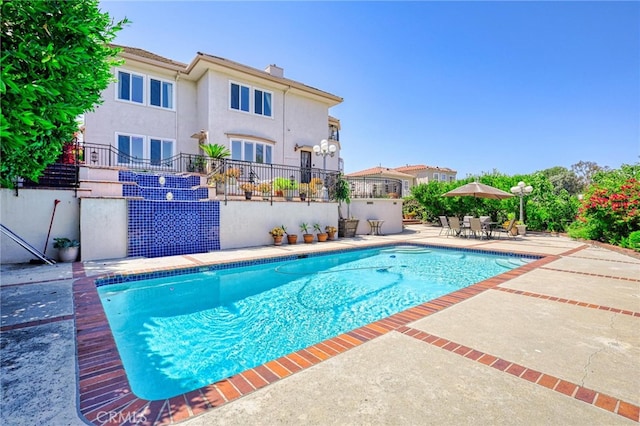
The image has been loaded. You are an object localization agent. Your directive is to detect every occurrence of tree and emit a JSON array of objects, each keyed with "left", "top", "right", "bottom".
[
  {"left": 1, "top": 0, "right": 127, "bottom": 188},
  {"left": 571, "top": 161, "right": 607, "bottom": 192},
  {"left": 539, "top": 166, "right": 581, "bottom": 195}
]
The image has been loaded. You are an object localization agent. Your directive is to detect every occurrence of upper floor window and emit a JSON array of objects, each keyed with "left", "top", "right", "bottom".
[
  {"left": 150, "top": 78, "right": 174, "bottom": 109},
  {"left": 230, "top": 82, "right": 250, "bottom": 112},
  {"left": 254, "top": 89, "right": 272, "bottom": 117},
  {"left": 433, "top": 173, "right": 439, "bottom": 181},
  {"left": 230, "top": 81, "right": 272, "bottom": 117},
  {"left": 117, "top": 71, "right": 144, "bottom": 104}
]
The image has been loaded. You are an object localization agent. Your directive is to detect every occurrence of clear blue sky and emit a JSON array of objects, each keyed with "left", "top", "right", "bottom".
[{"left": 99, "top": 1, "right": 639, "bottom": 178}]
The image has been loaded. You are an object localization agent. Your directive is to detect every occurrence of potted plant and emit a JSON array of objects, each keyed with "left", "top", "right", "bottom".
[
  {"left": 273, "top": 177, "right": 298, "bottom": 200},
  {"left": 240, "top": 183, "right": 254, "bottom": 200},
  {"left": 268, "top": 226, "right": 285, "bottom": 246},
  {"left": 300, "top": 223, "right": 314, "bottom": 243},
  {"left": 53, "top": 237, "right": 79, "bottom": 262},
  {"left": 226, "top": 168, "right": 241, "bottom": 184},
  {"left": 325, "top": 225, "right": 337, "bottom": 240},
  {"left": 314, "top": 223, "right": 328, "bottom": 242},
  {"left": 335, "top": 173, "right": 359, "bottom": 237},
  {"left": 257, "top": 182, "right": 272, "bottom": 200},
  {"left": 282, "top": 225, "right": 297, "bottom": 244},
  {"left": 200, "top": 142, "right": 230, "bottom": 174}
]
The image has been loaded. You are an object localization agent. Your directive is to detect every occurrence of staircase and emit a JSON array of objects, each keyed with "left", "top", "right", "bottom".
[{"left": 23, "top": 164, "right": 78, "bottom": 188}]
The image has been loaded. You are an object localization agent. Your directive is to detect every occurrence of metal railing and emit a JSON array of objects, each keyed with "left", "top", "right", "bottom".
[{"left": 25, "top": 142, "right": 403, "bottom": 200}]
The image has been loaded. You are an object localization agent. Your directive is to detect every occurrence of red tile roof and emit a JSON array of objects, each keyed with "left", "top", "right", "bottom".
[{"left": 346, "top": 167, "right": 414, "bottom": 179}]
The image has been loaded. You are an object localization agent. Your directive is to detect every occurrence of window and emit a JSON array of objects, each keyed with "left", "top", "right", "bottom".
[
  {"left": 117, "top": 134, "right": 144, "bottom": 164},
  {"left": 150, "top": 138, "right": 174, "bottom": 165},
  {"left": 117, "top": 71, "right": 144, "bottom": 104},
  {"left": 231, "top": 139, "right": 273, "bottom": 163},
  {"left": 230, "top": 81, "right": 272, "bottom": 117},
  {"left": 117, "top": 133, "right": 175, "bottom": 167},
  {"left": 230, "top": 82, "right": 250, "bottom": 112},
  {"left": 254, "top": 89, "right": 272, "bottom": 117},
  {"left": 150, "top": 78, "right": 173, "bottom": 109},
  {"left": 433, "top": 173, "right": 439, "bottom": 181}
]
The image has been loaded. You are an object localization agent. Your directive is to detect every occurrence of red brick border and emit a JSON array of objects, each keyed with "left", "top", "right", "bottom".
[
  {"left": 398, "top": 327, "right": 640, "bottom": 423},
  {"left": 72, "top": 245, "right": 638, "bottom": 425}
]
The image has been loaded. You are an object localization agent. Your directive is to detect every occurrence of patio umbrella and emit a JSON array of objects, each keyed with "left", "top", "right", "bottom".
[{"left": 442, "top": 182, "right": 514, "bottom": 200}]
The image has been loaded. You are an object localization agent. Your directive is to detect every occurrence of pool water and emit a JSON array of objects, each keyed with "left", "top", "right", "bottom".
[{"left": 98, "top": 245, "right": 530, "bottom": 400}]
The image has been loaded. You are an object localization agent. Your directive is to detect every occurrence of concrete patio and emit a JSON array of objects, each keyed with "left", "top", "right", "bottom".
[{"left": 1, "top": 225, "right": 638, "bottom": 425}]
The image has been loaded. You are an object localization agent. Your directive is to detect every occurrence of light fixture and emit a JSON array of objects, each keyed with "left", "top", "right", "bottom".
[
  {"left": 312, "top": 139, "right": 337, "bottom": 201},
  {"left": 510, "top": 181, "right": 533, "bottom": 223},
  {"left": 90, "top": 150, "right": 98, "bottom": 164}
]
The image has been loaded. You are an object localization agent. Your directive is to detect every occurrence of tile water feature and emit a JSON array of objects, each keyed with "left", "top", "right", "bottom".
[{"left": 120, "top": 171, "right": 220, "bottom": 258}]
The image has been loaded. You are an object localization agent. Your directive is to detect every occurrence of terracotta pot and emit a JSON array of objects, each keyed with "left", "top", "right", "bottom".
[
  {"left": 327, "top": 231, "right": 336, "bottom": 241},
  {"left": 317, "top": 233, "right": 328, "bottom": 242},
  {"left": 273, "top": 236, "right": 283, "bottom": 246},
  {"left": 287, "top": 235, "right": 298, "bottom": 244},
  {"left": 303, "top": 234, "right": 314, "bottom": 244}
]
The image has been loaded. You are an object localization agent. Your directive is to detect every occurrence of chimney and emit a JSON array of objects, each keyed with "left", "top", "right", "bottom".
[{"left": 265, "top": 64, "right": 283, "bottom": 78}]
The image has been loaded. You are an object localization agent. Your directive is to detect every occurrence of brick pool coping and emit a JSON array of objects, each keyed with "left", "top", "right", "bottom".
[{"left": 72, "top": 245, "right": 640, "bottom": 425}]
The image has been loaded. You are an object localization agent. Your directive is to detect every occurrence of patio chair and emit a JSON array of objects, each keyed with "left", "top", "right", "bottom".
[
  {"left": 468, "top": 217, "right": 487, "bottom": 239},
  {"left": 448, "top": 217, "right": 462, "bottom": 237},
  {"left": 439, "top": 216, "right": 452, "bottom": 236},
  {"left": 493, "top": 218, "right": 517, "bottom": 239}
]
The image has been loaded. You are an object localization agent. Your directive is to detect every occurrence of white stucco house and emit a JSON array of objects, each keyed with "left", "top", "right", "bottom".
[
  {"left": 83, "top": 44, "right": 343, "bottom": 173},
  {"left": 346, "top": 164, "right": 457, "bottom": 196}
]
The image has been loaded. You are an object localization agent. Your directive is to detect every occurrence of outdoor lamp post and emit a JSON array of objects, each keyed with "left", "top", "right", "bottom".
[
  {"left": 313, "top": 139, "right": 337, "bottom": 200},
  {"left": 511, "top": 181, "right": 533, "bottom": 223}
]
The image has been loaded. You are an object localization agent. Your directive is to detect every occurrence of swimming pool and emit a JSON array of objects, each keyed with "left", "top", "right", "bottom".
[{"left": 97, "top": 244, "right": 533, "bottom": 400}]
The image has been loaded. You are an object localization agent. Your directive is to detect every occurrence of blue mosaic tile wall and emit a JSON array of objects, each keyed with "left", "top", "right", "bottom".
[
  {"left": 121, "top": 171, "right": 220, "bottom": 258},
  {"left": 128, "top": 200, "right": 220, "bottom": 257}
]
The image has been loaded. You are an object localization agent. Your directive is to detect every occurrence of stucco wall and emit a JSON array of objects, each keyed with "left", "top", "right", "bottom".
[
  {"left": 344, "top": 199, "right": 404, "bottom": 235},
  {"left": 220, "top": 201, "right": 338, "bottom": 249},
  {"left": 1, "top": 189, "right": 80, "bottom": 263},
  {"left": 79, "top": 198, "right": 128, "bottom": 261}
]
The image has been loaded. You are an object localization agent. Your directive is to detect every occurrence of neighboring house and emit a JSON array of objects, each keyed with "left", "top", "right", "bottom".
[
  {"left": 83, "top": 44, "right": 343, "bottom": 173},
  {"left": 346, "top": 164, "right": 457, "bottom": 196},
  {"left": 394, "top": 164, "right": 457, "bottom": 185}
]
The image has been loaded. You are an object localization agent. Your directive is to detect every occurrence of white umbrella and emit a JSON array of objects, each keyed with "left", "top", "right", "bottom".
[{"left": 442, "top": 182, "right": 514, "bottom": 200}]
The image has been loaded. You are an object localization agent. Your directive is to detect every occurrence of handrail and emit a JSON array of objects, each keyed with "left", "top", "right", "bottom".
[{"left": 1, "top": 224, "right": 56, "bottom": 264}]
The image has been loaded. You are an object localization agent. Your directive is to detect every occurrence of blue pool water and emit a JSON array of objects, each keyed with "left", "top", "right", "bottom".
[{"left": 97, "top": 245, "right": 532, "bottom": 400}]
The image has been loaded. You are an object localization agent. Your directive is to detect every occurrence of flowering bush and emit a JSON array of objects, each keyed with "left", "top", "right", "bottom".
[
  {"left": 569, "top": 164, "right": 639, "bottom": 248},
  {"left": 239, "top": 183, "right": 254, "bottom": 192},
  {"left": 325, "top": 225, "right": 337, "bottom": 233}
]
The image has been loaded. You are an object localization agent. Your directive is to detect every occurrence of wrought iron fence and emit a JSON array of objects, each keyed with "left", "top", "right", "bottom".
[{"left": 26, "top": 143, "right": 403, "bottom": 200}]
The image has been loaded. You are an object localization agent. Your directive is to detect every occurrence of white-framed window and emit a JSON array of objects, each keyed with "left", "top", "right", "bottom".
[
  {"left": 117, "top": 133, "right": 145, "bottom": 164},
  {"left": 150, "top": 137, "right": 174, "bottom": 165},
  {"left": 231, "top": 139, "right": 273, "bottom": 163},
  {"left": 433, "top": 173, "right": 439, "bottom": 181},
  {"left": 230, "top": 82, "right": 250, "bottom": 112},
  {"left": 229, "top": 81, "right": 273, "bottom": 117},
  {"left": 440, "top": 174, "right": 447, "bottom": 182},
  {"left": 254, "top": 89, "right": 272, "bottom": 117},
  {"left": 117, "top": 70, "right": 145, "bottom": 104},
  {"left": 149, "top": 78, "right": 174, "bottom": 109},
  {"left": 116, "top": 133, "right": 175, "bottom": 167},
  {"left": 449, "top": 175, "right": 455, "bottom": 182}
]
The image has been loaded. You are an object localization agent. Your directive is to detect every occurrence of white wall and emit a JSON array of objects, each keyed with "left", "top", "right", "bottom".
[
  {"left": 1, "top": 189, "right": 80, "bottom": 263},
  {"left": 345, "top": 199, "right": 404, "bottom": 235},
  {"left": 1, "top": 190, "right": 402, "bottom": 264},
  {"left": 220, "top": 201, "right": 338, "bottom": 249},
  {"left": 80, "top": 198, "right": 128, "bottom": 261}
]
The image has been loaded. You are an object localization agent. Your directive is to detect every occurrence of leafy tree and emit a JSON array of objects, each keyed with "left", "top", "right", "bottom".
[
  {"left": 1, "top": 0, "right": 127, "bottom": 188},
  {"left": 571, "top": 161, "right": 607, "bottom": 192},
  {"left": 539, "top": 166, "right": 581, "bottom": 195}
]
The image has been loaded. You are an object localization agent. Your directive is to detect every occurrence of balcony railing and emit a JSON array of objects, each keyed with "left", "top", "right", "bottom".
[{"left": 22, "top": 142, "right": 403, "bottom": 200}]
